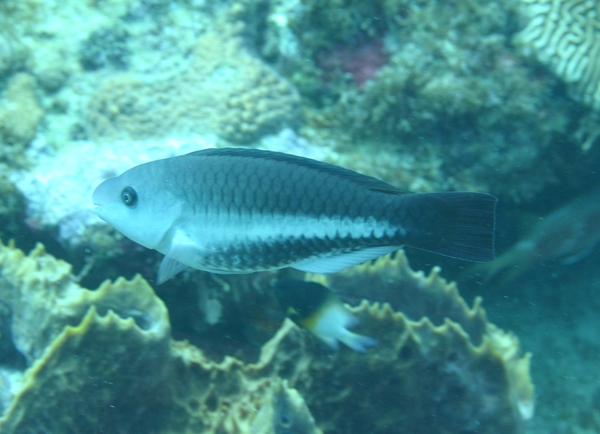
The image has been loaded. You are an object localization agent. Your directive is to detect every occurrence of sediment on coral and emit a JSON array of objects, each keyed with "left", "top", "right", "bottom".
[{"left": 0, "top": 241, "right": 533, "bottom": 433}]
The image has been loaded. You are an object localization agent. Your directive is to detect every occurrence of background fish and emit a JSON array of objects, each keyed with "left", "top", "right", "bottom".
[
  {"left": 92, "top": 148, "right": 497, "bottom": 283},
  {"left": 273, "top": 278, "right": 377, "bottom": 352},
  {"left": 467, "top": 186, "right": 600, "bottom": 285}
]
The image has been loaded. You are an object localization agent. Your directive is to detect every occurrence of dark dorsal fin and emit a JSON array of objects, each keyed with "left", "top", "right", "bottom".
[{"left": 187, "top": 147, "right": 404, "bottom": 195}]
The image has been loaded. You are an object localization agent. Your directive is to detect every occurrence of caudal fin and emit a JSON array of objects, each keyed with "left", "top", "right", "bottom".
[{"left": 404, "top": 192, "right": 497, "bottom": 262}]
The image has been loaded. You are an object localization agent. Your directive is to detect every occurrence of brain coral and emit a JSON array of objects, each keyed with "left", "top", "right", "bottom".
[
  {"left": 516, "top": 0, "right": 600, "bottom": 110},
  {"left": 85, "top": 31, "right": 301, "bottom": 144},
  {"left": 0, "top": 241, "right": 533, "bottom": 433}
]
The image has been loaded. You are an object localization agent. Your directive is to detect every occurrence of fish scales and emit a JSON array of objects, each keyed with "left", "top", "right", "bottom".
[
  {"left": 182, "top": 158, "right": 375, "bottom": 265},
  {"left": 181, "top": 153, "right": 397, "bottom": 243},
  {"left": 92, "top": 148, "right": 497, "bottom": 283},
  {"left": 191, "top": 154, "right": 375, "bottom": 220}
]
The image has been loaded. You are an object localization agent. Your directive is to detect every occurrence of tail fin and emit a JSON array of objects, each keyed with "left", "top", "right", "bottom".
[{"left": 404, "top": 192, "right": 497, "bottom": 262}]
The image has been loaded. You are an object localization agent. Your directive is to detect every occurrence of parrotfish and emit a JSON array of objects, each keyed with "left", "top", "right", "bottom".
[
  {"left": 92, "top": 148, "right": 496, "bottom": 283},
  {"left": 273, "top": 278, "right": 377, "bottom": 352}
]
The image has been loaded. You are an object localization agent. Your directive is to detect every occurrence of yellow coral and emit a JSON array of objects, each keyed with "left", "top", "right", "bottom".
[
  {"left": 0, "top": 241, "right": 533, "bottom": 433},
  {"left": 85, "top": 31, "right": 300, "bottom": 144},
  {"left": 0, "top": 73, "right": 43, "bottom": 145}
]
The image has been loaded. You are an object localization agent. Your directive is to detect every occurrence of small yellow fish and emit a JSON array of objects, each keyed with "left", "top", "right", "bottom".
[{"left": 273, "top": 279, "right": 377, "bottom": 352}]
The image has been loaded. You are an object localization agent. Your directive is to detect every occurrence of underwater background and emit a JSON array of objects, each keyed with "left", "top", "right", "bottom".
[{"left": 0, "top": 0, "right": 599, "bottom": 432}]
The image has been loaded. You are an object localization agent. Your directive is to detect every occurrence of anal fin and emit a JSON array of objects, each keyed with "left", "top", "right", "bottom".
[
  {"left": 157, "top": 256, "right": 189, "bottom": 285},
  {"left": 292, "top": 246, "right": 399, "bottom": 274},
  {"left": 156, "top": 229, "right": 214, "bottom": 284}
]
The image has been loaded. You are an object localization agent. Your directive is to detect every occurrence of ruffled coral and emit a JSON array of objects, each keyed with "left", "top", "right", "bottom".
[
  {"left": 307, "top": 252, "right": 535, "bottom": 429},
  {"left": 0, "top": 241, "right": 533, "bottom": 433}
]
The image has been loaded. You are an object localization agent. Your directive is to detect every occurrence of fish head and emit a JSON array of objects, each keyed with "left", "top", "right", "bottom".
[{"left": 93, "top": 167, "right": 181, "bottom": 250}]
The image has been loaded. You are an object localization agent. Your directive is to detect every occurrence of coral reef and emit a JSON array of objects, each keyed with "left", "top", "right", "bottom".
[
  {"left": 0, "top": 168, "right": 24, "bottom": 243},
  {"left": 515, "top": 0, "right": 600, "bottom": 151},
  {"left": 0, "top": 240, "right": 171, "bottom": 432},
  {"left": 2, "top": 0, "right": 591, "bottom": 205},
  {"left": 0, "top": 0, "right": 225, "bottom": 152},
  {"left": 79, "top": 25, "right": 131, "bottom": 71},
  {"left": 0, "top": 73, "right": 43, "bottom": 148},
  {"left": 307, "top": 252, "right": 535, "bottom": 428},
  {"left": 0, "top": 241, "right": 533, "bottom": 433},
  {"left": 85, "top": 30, "right": 301, "bottom": 144},
  {"left": 0, "top": 1, "right": 599, "bottom": 433},
  {"left": 0, "top": 34, "right": 28, "bottom": 77},
  {"left": 515, "top": 0, "right": 600, "bottom": 111},
  {"left": 239, "top": 0, "right": 588, "bottom": 202}
]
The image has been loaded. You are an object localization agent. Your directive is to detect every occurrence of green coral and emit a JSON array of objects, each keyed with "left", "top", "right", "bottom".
[
  {"left": 0, "top": 34, "right": 28, "bottom": 78},
  {"left": 286, "top": 0, "right": 387, "bottom": 46}
]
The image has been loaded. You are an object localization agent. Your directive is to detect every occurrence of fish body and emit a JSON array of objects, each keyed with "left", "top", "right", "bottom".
[
  {"left": 92, "top": 148, "right": 496, "bottom": 283},
  {"left": 274, "top": 279, "right": 377, "bottom": 352}
]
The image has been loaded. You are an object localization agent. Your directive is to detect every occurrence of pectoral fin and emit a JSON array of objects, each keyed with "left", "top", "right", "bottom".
[
  {"left": 156, "top": 229, "right": 211, "bottom": 284},
  {"left": 157, "top": 256, "right": 188, "bottom": 285}
]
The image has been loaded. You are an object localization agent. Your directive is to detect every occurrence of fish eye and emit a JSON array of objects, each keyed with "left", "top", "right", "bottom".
[
  {"left": 279, "top": 414, "right": 292, "bottom": 426},
  {"left": 121, "top": 187, "right": 138, "bottom": 207}
]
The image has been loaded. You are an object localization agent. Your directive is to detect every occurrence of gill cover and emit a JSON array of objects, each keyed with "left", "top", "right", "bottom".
[{"left": 92, "top": 165, "right": 182, "bottom": 251}]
